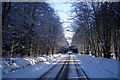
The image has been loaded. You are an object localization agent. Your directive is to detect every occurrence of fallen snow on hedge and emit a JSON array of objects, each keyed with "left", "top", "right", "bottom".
[{"left": 1, "top": 53, "right": 63, "bottom": 75}]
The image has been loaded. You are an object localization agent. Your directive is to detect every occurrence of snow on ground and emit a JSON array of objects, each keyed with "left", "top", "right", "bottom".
[
  {"left": 1, "top": 53, "right": 119, "bottom": 79},
  {"left": 76, "top": 54, "right": 120, "bottom": 79},
  {"left": 1, "top": 53, "right": 64, "bottom": 79}
]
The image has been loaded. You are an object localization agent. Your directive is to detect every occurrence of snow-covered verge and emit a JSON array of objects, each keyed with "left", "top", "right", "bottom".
[
  {"left": 1, "top": 53, "right": 119, "bottom": 79},
  {"left": 76, "top": 54, "right": 120, "bottom": 79},
  {"left": 1, "top": 53, "right": 63, "bottom": 76}
]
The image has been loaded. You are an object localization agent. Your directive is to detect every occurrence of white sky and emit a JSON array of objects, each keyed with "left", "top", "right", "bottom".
[{"left": 49, "top": 2, "right": 75, "bottom": 45}]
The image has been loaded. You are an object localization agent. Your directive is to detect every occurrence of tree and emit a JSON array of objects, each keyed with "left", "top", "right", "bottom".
[
  {"left": 2, "top": 2, "right": 68, "bottom": 58},
  {"left": 71, "top": 2, "right": 120, "bottom": 59}
]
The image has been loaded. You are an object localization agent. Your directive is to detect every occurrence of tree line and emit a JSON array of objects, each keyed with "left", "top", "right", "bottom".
[
  {"left": 71, "top": 2, "right": 120, "bottom": 60},
  {"left": 2, "top": 2, "right": 68, "bottom": 58}
]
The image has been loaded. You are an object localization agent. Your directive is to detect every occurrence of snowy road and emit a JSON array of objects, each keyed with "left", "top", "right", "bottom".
[
  {"left": 2, "top": 53, "right": 119, "bottom": 79},
  {"left": 38, "top": 54, "right": 88, "bottom": 80}
]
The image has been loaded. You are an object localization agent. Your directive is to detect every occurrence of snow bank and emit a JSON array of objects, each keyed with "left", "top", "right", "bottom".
[
  {"left": 76, "top": 54, "right": 119, "bottom": 78},
  {"left": 1, "top": 53, "right": 63, "bottom": 75},
  {"left": 2, "top": 53, "right": 118, "bottom": 79}
]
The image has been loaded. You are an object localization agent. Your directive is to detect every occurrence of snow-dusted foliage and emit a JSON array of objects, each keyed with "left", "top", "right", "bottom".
[
  {"left": 2, "top": 2, "right": 68, "bottom": 58},
  {"left": 71, "top": 2, "right": 120, "bottom": 60}
]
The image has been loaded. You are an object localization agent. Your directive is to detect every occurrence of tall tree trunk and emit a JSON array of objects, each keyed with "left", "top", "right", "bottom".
[{"left": 29, "top": 43, "right": 33, "bottom": 56}]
